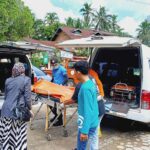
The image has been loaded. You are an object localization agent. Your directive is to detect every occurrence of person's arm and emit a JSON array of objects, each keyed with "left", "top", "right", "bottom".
[
  {"left": 96, "top": 78, "right": 104, "bottom": 97},
  {"left": 61, "top": 67, "right": 68, "bottom": 85},
  {"left": 89, "top": 69, "right": 105, "bottom": 97},
  {"left": 24, "top": 78, "right": 32, "bottom": 110},
  {"left": 63, "top": 99, "right": 75, "bottom": 105},
  {"left": 62, "top": 74, "right": 68, "bottom": 85},
  {"left": 62, "top": 83, "right": 82, "bottom": 105}
]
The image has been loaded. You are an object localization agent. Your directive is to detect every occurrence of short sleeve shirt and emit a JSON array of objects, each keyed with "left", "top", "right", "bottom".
[{"left": 52, "top": 65, "right": 67, "bottom": 85}]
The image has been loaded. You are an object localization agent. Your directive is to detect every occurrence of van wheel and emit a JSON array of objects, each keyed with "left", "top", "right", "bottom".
[{"left": 67, "top": 79, "right": 75, "bottom": 87}]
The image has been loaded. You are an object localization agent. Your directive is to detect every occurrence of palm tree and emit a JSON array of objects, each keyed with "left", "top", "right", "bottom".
[
  {"left": 115, "top": 26, "right": 131, "bottom": 37},
  {"left": 80, "top": 2, "right": 93, "bottom": 28},
  {"left": 111, "top": 15, "right": 118, "bottom": 33},
  {"left": 137, "top": 20, "right": 150, "bottom": 46},
  {"left": 75, "top": 18, "right": 83, "bottom": 28},
  {"left": 65, "top": 17, "right": 75, "bottom": 27},
  {"left": 93, "top": 6, "right": 111, "bottom": 31},
  {"left": 45, "top": 12, "right": 59, "bottom": 25}
]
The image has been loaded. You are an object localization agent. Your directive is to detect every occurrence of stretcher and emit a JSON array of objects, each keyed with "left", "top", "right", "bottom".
[{"left": 30, "top": 79, "right": 77, "bottom": 141}]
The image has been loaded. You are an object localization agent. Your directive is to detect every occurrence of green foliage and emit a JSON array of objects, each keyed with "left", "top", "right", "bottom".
[
  {"left": 32, "top": 19, "right": 46, "bottom": 40},
  {"left": 80, "top": 3, "right": 93, "bottom": 28},
  {"left": 31, "top": 56, "right": 43, "bottom": 68},
  {"left": 65, "top": 17, "right": 75, "bottom": 27},
  {"left": 31, "top": 52, "right": 49, "bottom": 67},
  {"left": 45, "top": 12, "right": 59, "bottom": 25},
  {"left": 63, "top": 3, "right": 130, "bottom": 38},
  {"left": 75, "top": 48, "right": 90, "bottom": 57},
  {"left": 32, "top": 3, "right": 134, "bottom": 41},
  {"left": 32, "top": 12, "right": 65, "bottom": 40},
  {"left": 44, "top": 22, "right": 64, "bottom": 40},
  {"left": 65, "top": 17, "right": 83, "bottom": 28},
  {"left": 136, "top": 20, "right": 150, "bottom": 46},
  {"left": 79, "top": 3, "right": 132, "bottom": 37},
  {"left": 93, "top": 7, "right": 112, "bottom": 31},
  {"left": 0, "top": 0, "right": 34, "bottom": 41}
]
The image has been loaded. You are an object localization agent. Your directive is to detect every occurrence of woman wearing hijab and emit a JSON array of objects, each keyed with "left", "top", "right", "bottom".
[{"left": 0, "top": 62, "right": 32, "bottom": 150}]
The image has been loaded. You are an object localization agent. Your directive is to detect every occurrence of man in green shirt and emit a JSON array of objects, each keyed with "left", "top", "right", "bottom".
[{"left": 74, "top": 61, "right": 99, "bottom": 150}]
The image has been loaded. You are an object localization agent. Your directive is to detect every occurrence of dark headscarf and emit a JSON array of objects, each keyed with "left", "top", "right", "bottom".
[{"left": 12, "top": 62, "right": 25, "bottom": 77}]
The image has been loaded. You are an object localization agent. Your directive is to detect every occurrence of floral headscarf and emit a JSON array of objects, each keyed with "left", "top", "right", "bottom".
[{"left": 12, "top": 62, "right": 25, "bottom": 77}]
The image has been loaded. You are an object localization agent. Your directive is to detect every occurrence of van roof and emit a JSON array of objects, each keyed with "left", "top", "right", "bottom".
[{"left": 58, "top": 36, "right": 141, "bottom": 48}]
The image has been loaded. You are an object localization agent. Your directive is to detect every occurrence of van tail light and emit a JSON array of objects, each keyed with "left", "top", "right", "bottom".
[
  {"left": 34, "top": 77, "right": 38, "bottom": 83},
  {"left": 141, "top": 90, "right": 150, "bottom": 110}
]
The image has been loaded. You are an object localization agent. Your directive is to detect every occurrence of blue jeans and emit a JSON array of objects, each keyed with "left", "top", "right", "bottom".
[{"left": 77, "top": 127, "right": 99, "bottom": 150}]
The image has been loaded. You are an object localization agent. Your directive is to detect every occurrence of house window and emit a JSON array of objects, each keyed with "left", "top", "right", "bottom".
[
  {"left": 94, "top": 32, "right": 102, "bottom": 36},
  {"left": 72, "top": 29, "right": 82, "bottom": 35}
]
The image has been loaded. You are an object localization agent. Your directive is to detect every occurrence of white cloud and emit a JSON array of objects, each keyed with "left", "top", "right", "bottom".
[
  {"left": 60, "top": 0, "right": 86, "bottom": 5},
  {"left": 91, "top": 0, "right": 149, "bottom": 36},
  {"left": 23, "top": 0, "right": 149, "bottom": 36},
  {"left": 90, "top": 0, "right": 102, "bottom": 9},
  {"left": 23, "top": 0, "right": 79, "bottom": 22},
  {"left": 101, "top": 0, "right": 150, "bottom": 20},
  {"left": 118, "top": 17, "right": 140, "bottom": 36}
]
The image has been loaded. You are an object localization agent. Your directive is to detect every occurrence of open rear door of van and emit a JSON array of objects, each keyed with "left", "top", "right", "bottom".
[
  {"left": 0, "top": 41, "right": 54, "bottom": 54},
  {"left": 58, "top": 36, "right": 141, "bottom": 48}
]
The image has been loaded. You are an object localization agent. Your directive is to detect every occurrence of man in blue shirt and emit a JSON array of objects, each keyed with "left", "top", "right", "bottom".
[
  {"left": 74, "top": 61, "right": 99, "bottom": 150},
  {"left": 51, "top": 58, "right": 68, "bottom": 85},
  {"left": 50, "top": 58, "right": 68, "bottom": 126}
]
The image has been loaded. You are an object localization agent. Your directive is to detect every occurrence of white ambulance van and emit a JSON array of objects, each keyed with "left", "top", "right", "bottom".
[{"left": 59, "top": 36, "right": 150, "bottom": 125}]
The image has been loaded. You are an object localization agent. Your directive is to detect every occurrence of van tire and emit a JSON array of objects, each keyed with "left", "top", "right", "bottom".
[{"left": 67, "top": 79, "right": 75, "bottom": 87}]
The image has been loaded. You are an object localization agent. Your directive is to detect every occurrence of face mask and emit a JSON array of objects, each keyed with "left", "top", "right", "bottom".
[{"left": 53, "top": 65, "right": 59, "bottom": 69}]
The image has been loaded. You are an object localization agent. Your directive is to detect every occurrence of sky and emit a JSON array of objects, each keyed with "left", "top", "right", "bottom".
[{"left": 23, "top": 0, "right": 150, "bottom": 36}]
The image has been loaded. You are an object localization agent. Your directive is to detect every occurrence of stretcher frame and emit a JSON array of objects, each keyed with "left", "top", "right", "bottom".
[{"left": 30, "top": 89, "right": 77, "bottom": 141}]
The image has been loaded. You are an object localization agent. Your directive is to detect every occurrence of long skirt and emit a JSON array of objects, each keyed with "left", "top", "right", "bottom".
[{"left": 0, "top": 117, "right": 27, "bottom": 150}]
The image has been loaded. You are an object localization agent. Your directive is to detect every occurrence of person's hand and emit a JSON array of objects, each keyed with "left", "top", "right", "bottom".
[
  {"left": 60, "top": 103, "right": 64, "bottom": 109},
  {"left": 102, "top": 97, "right": 106, "bottom": 103},
  {"left": 97, "top": 95, "right": 102, "bottom": 101},
  {"left": 80, "top": 133, "right": 88, "bottom": 141}
]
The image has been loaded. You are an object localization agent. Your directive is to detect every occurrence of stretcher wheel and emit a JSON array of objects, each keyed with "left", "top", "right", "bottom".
[
  {"left": 63, "top": 129, "right": 68, "bottom": 137},
  {"left": 47, "top": 134, "right": 52, "bottom": 141}
]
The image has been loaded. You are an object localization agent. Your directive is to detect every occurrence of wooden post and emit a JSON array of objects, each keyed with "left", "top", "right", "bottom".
[
  {"left": 45, "top": 104, "right": 49, "bottom": 132},
  {"left": 63, "top": 105, "right": 67, "bottom": 127}
]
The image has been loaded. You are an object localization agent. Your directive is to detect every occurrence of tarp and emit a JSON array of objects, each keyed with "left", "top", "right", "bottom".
[{"left": 32, "top": 79, "right": 75, "bottom": 103}]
